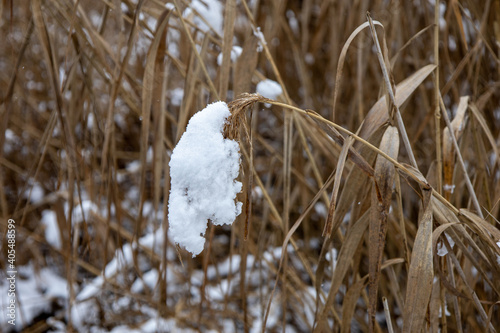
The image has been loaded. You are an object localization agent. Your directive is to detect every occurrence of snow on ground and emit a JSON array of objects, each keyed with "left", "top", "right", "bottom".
[
  {"left": 1, "top": 210, "right": 316, "bottom": 332},
  {"left": 0, "top": 264, "right": 70, "bottom": 331}
]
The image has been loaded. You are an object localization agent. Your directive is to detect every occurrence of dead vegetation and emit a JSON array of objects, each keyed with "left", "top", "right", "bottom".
[{"left": 1, "top": 0, "right": 500, "bottom": 332}]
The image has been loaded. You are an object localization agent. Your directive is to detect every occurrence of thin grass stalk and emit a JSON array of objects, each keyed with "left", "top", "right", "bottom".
[
  {"left": 434, "top": 0, "right": 443, "bottom": 193},
  {"left": 382, "top": 297, "right": 395, "bottom": 333},
  {"left": 281, "top": 106, "right": 293, "bottom": 333},
  {"left": 323, "top": 136, "right": 354, "bottom": 237},
  {"left": 395, "top": 173, "right": 410, "bottom": 270},
  {"left": 438, "top": 94, "right": 483, "bottom": 218},
  {"left": 16, "top": 111, "right": 57, "bottom": 221},
  {"left": 330, "top": 19, "right": 384, "bottom": 122},
  {"left": 294, "top": 117, "right": 330, "bottom": 205},
  {"left": 366, "top": 13, "right": 419, "bottom": 170},
  {"left": 446, "top": 254, "right": 463, "bottom": 333},
  {"left": 439, "top": 258, "right": 447, "bottom": 331},
  {"left": 445, "top": 241, "right": 496, "bottom": 332}
]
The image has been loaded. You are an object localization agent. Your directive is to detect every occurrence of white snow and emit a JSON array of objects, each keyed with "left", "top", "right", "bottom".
[
  {"left": 104, "top": 243, "right": 134, "bottom": 278},
  {"left": 217, "top": 45, "right": 243, "bottom": 66},
  {"left": 252, "top": 185, "right": 263, "bottom": 200},
  {"left": 66, "top": 200, "right": 98, "bottom": 224},
  {"left": 305, "top": 53, "right": 315, "bottom": 65},
  {"left": 496, "top": 241, "right": 500, "bottom": 266},
  {"left": 0, "top": 264, "right": 69, "bottom": 330},
  {"left": 314, "top": 202, "right": 327, "bottom": 218},
  {"left": 126, "top": 160, "right": 141, "bottom": 173},
  {"left": 41, "top": 210, "right": 62, "bottom": 249},
  {"left": 437, "top": 233, "right": 455, "bottom": 256},
  {"left": 286, "top": 10, "right": 299, "bottom": 35},
  {"left": 169, "top": 87, "right": 184, "bottom": 106},
  {"left": 325, "top": 248, "right": 338, "bottom": 270},
  {"left": 24, "top": 182, "right": 44, "bottom": 203},
  {"left": 443, "top": 183, "right": 455, "bottom": 193},
  {"left": 3, "top": 129, "right": 17, "bottom": 154},
  {"left": 256, "top": 79, "right": 283, "bottom": 100},
  {"left": 168, "top": 101, "right": 242, "bottom": 256},
  {"left": 131, "top": 269, "right": 159, "bottom": 293},
  {"left": 253, "top": 26, "right": 266, "bottom": 52},
  {"left": 76, "top": 276, "right": 104, "bottom": 301},
  {"left": 184, "top": 0, "right": 224, "bottom": 36}
]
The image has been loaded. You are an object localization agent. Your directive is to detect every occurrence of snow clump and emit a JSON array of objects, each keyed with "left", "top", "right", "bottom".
[
  {"left": 256, "top": 79, "right": 283, "bottom": 100},
  {"left": 168, "top": 101, "right": 242, "bottom": 256}
]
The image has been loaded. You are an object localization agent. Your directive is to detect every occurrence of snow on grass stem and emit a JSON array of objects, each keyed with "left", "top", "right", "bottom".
[
  {"left": 168, "top": 101, "right": 243, "bottom": 256},
  {"left": 168, "top": 94, "right": 271, "bottom": 256}
]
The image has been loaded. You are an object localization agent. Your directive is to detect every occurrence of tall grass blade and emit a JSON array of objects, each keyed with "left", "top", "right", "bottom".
[
  {"left": 403, "top": 189, "right": 433, "bottom": 332},
  {"left": 369, "top": 126, "right": 399, "bottom": 331},
  {"left": 442, "top": 96, "right": 469, "bottom": 199},
  {"left": 357, "top": 64, "right": 436, "bottom": 145}
]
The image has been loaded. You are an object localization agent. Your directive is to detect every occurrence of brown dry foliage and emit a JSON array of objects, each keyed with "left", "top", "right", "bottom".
[{"left": 1, "top": 0, "right": 500, "bottom": 332}]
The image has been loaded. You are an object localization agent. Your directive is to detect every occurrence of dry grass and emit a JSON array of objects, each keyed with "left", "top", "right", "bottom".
[{"left": 1, "top": 0, "right": 500, "bottom": 332}]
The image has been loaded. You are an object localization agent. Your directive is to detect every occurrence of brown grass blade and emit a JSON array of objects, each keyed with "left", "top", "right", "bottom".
[
  {"left": 433, "top": 0, "right": 442, "bottom": 194},
  {"left": 152, "top": 10, "right": 171, "bottom": 223},
  {"left": 176, "top": 46, "right": 202, "bottom": 142},
  {"left": 468, "top": 102, "right": 500, "bottom": 169},
  {"left": 317, "top": 210, "right": 370, "bottom": 326},
  {"left": 403, "top": 189, "right": 433, "bottom": 332},
  {"left": 329, "top": 126, "right": 387, "bottom": 234},
  {"left": 452, "top": 1, "right": 469, "bottom": 52},
  {"left": 306, "top": 109, "right": 374, "bottom": 178},
  {"left": 218, "top": 0, "right": 236, "bottom": 101},
  {"left": 323, "top": 136, "right": 354, "bottom": 237},
  {"left": 439, "top": 93, "right": 483, "bottom": 218},
  {"left": 432, "top": 197, "right": 500, "bottom": 297},
  {"left": 331, "top": 19, "right": 384, "bottom": 121},
  {"left": 459, "top": 209, "right": 500, "bottom": 257},
  {"left": 369, "top": 126, "right": 399, "bottom": 331},
  {"left": 341, "top": 276, "right": 369, "bottom": 333},
  {"left": 270, "top": 170, "right": 337, "bottom": 332},
  {"left": 367, "top": 13, "right": 419, "bottom": 170},
  {"left": 356, "top": 64, "right": 436, "bottom": 146},
  {"left": 138, "top": 7, "right": 170, "bottom": 236},
  {"left": 314, "top": 128, "right": 385, "bottom": 325},
  {"left": 234, "top": 34, "right": 259, "bottom": 96},
  {"left": 442, "top": 96, "right": 469, "bottom": 199}
]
